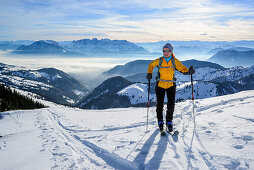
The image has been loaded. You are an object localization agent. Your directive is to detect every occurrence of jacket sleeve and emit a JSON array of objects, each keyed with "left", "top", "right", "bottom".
[
  {"left": 175, "top": 58, "right": 189, "bottom": 74},
  {"left": 147, "top": 59, "right": 160, "bottom": 74}
]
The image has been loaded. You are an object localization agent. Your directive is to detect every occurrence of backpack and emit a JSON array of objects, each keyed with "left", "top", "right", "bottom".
[{"left": 156, "top": 56, "right": 176, "bottom": 82}]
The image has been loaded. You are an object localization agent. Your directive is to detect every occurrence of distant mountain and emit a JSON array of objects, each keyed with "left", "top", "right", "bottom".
[
  {"left": 12, "top": 40, "right": 81, "bottom": 56},
  {"left": 103, "top": 60, "right": 152, "bottom": 77},
  {"left": 174, "top": 45, "right": 211, "bottom": 55},
  {"left": 0, "top": 62, "right": 89, "bottom": 105},
  {"left": 102, "top": 59, "right": 225, "bottom": 78},
  {"left": 137, "top": 40, "right": 254, "bottom": 53},
  {"left": 208, "top": 50, "right": 254, "bottom": 67},
  {"left": 0, "top": 40, "right": 34, "bottom": 50},
  {"left": 207, "top": 47, "right": 254, "bottom": 55},
  {"left": 228, "top": 47, "right": 254, "bottom": 51},
  {"left": 65, "top": 38, "right": 150, "bottom": 54},
  {"left": 0, "top": 42, "right": 21, "bottom": 50},
  {"left": 76, "top": 76, "right": 133, "bottom": 109},
  {"left": 207, "top": 47, "right": 224, "bottom": 55}
]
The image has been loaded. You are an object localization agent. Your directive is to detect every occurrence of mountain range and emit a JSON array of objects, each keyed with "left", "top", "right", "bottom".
[
  {"left": 0, "top": 62, "right": 89, "bottom": 105},
  {"left": 102, "top": 59, "right": 225, "bottom": 78},
  {"left": 137, "top": 40, "right": 254, "bottom": 53},
  {"left": 117, "top": 64, "right": 254, "bottom": 108},
  {"left": 77, "top": 60, "right": 254, "bottom": 109},
  {"left": 12, "top": 40, "right": 81, "bottom": 56},
  {"left": 207, "top": 47, "right": 254, "bottom": 55},
  {"left": 2, "top": 39, "right": 254, "bottom": 67},
  {"left": 4, "top": 38, "right": 149, "bottom": 56},
  {"left": 65, "top": 38, "right": 149, "bottom": 54},
  {"left": 1, "top": 55, "right": 254, "bottom": 109},
  {"left": 208, "top": 50, "right": 254, "bottom": 67},
  {"left": 136, "top": 41, "right": 254, "bottom": 67},
  {"left": 0, "top": 40, "right": 34, "bottom": 50}
]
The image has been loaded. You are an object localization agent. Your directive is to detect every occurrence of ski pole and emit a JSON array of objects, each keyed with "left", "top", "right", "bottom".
[
  {"left": 189, "top": 73, "right": 196, "bottom": 150},
  {"left": 190, "top": 73, "right": 196, "bottom": 123},
  {"left": 146, "top": 79, "right": 150, "bottom": 132},
  {"left": 191, "top": 73, "right": 194, "bottom": 101}
]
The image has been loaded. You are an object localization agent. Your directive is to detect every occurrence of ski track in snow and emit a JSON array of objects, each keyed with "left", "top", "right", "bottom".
[{"left": 1, "top": 91, "right": 254, "bottom": 169}]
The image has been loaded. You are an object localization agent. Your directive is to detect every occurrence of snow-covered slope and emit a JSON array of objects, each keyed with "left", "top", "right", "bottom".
[
  {"left": 0, "top": 62, "right": 89, "bottom": 105},
  {"left": 125, "top": 65, "right": 254, "bottom": 84},
  {"left": 118, "top": 83, "right": 156, "bottom": 104},
  {"left": 118, "top": 81, "right": 218, "bottom": 104},
  {"left": 77, "top": 64, "right": 254, "bottom": 108},
  {"left": 1, "top": 90, "right": 254, "bottom": 169},
  {"left": 76, "top": 76, "right": 132, "bottom": 109}
]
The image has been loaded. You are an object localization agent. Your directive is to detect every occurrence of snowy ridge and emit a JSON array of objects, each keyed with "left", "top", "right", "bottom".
[
  {"left": 118, "top": 83, "right": 156, "bottom": 104},
  {"left": 0, "top": 63, "right": 89, "bottom": 105},
  {"left": 1, "top": 90, "right": 254, "bottom": 169},
  {"left": 124, "top": 64, "right": 254, "bottom": 86},
  {"left": 166, "top": 65, "right": 254, "bottom": 83},
  {"left": 118, "top": 81, "right": 218, "bottom": 105},
  {"left": 118, "top": 65, "right": 254, "bottom": 106}
]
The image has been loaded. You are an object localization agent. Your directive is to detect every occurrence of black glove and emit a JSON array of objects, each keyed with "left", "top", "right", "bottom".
[
  {"left": 188, "top": 66, "right": 195, "bottom": 74},
  {"left": 146, "top": 73, "right": 152, "bottom": 80}
]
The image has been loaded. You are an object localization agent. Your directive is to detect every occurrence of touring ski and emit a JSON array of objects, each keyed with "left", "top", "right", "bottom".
[
  {"left": 168, "top": 129, "right": 179, "bottom": 136},
  {"left": 160, "top": 130, "right": 166, "bottom": 136}
]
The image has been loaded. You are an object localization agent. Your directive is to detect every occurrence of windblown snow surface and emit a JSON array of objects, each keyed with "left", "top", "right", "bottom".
[{"left": 0, "top": 90, "right": 254, "bottom": 169}]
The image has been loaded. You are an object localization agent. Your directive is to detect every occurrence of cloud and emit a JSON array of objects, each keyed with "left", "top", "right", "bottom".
[{"left": 0, "top": 0, "right": 254, "bottom": 41}]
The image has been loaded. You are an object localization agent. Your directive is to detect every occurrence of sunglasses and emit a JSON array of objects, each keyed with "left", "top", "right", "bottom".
[{"left": 163, "top": 50, "right": 171, "bottom": 53}]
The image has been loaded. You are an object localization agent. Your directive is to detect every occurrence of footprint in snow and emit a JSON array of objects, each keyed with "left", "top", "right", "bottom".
[
  {"left": 233, "top": 145, "right": 243, "bottom": 149},
  {"left": 242, "top": 135, "right": 253, "bottom": 142},
  {"left": 201, "top": 127, "right": 207, "bottom": 130},
  {"left": 206, "top": 130, "right": 212, "bottom": 134},
  {"left": 174, "top": 153, "right": 180, "bottom": 159},
  {"left": 130, "top": 141, "right": 135, "bottom": 144},
  {"left": 208, "top": 122, "right": 216, "bottom": 126}
]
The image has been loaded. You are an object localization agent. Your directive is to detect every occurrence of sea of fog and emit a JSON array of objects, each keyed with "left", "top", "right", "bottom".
[
  {"left": 0, "top": 50, "right": 209, "bottom": 88},
  {"left": 0, "top": 51, "right": 156, "bottom": 87}
]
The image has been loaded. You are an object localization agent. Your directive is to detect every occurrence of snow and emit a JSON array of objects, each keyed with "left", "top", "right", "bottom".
[
  {"left": 73, "top": 89, "right": 87, "bottom": 98},
  {"left": 1, "top": 90, "right": 254, "bottom": 169},
  {"left": 118, "top": 83, "right": 156, "bottom": 104},
  {"left": 51, "top": 74, "right": 62, "bottom": 81},
  {"left": 0, "top": 74, "right": 53, "bottom": 89},
  {"left": 118, "top": 81, "right": 218, "bottom": 105},
  {"left": 173, "top": 65, "right": 254, "bottom": 83}
]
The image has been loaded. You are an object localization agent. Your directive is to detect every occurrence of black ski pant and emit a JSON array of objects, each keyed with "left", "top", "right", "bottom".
[{"left": 155, "top": 83, "right": 176, "bottom": 123}]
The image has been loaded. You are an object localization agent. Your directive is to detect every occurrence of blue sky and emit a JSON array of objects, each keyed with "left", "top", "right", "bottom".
[{"left": 0, "top": 0, "right": 254, "bottom": 42}]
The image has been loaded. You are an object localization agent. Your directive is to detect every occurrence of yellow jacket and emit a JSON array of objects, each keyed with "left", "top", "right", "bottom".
[{"left": 147, "top": 53, "right": 189, "bottom": 89}]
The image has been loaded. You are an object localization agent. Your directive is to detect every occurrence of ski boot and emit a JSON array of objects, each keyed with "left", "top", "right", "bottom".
[
  {"left": 158, "top": 121, "right": 164, "bottom": 132},
  {"left": 166, "top": 121, "right": 173, "bottom": 132},
  {"left": 158, "top": 121, "right": 166, "bottom": 135}
]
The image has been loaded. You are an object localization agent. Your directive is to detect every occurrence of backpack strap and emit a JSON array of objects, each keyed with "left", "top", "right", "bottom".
[
  {"left": 171, "top": 56, "right": 176, "bottom": 70},
  {"left": 156, "top": 56, "right": 176, "bottom": 82}
]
